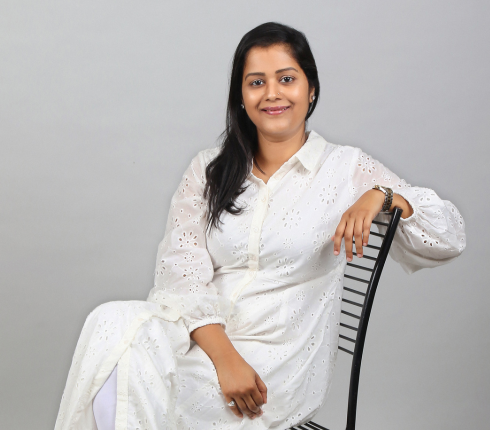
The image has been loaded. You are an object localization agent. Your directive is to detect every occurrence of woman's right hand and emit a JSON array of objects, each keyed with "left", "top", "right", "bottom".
[
  {"left": 189, "top": 323, "right": 267, "bottom": 420},
  {"left": 214, "top": 351, "right": 267, "bottom": 420}
]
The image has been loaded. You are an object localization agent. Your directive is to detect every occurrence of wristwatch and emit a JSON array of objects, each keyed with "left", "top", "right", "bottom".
[{"left": 372, "top": 185, "right": 393, "bottom": 212}]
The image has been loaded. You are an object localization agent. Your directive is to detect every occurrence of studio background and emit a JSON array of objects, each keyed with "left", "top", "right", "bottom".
[{"left": 1, "top": 1, "right": 488, "bottom": 429}]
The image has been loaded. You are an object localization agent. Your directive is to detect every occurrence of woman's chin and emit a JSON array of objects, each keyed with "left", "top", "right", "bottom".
[{"left": 256, "top": 121, "right": 298, "bottom": 139}]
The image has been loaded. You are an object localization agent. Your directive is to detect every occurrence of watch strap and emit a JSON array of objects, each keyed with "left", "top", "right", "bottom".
[{"left": 373, "top": 185, "right": 393, "bottom": 212}]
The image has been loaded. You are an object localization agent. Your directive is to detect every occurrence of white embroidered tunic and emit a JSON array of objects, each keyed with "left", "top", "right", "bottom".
[{"left": 55, "top": 130, "right": 466, "bottom": 430}]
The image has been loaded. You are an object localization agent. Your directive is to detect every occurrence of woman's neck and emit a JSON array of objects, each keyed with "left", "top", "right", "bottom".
[{"left": 253, "top": 127, "right": 309, "bottom": 182}]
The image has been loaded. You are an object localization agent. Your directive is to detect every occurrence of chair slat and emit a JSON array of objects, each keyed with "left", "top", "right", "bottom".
[
  {"left": 339, "top": 334, "right": 356, "bottom": 343},
  {"left": 344, "top": 274, "right": 369, "bottom": 284},
  {"left": 353, "top": 252, "right": 376, "bottom": 261},
  {"left": 341, "top": 309, "right": 360, "bottom": 319},
  {"left": 346, "top": 262, "right": 373, "bottom": 272},
  {"left": 343, "top": 286, "right": 366, "bottom": 296},
  {"left": 369, "top": 231, "right": 385, "bottom": 238},
  {"left": 338, "top": 346, "right": 354, "bottom": 355},
  {"left": 372, "top": 220, "right": 389, "bottom": 227},
  {"left": 340, "top": 322, "right": 358, "bottom": 331},
  {"left": 342, "top": 298, "right": 363, "bottom": 308},
  {"left": 365, "top": 244, "right": 381, "bottom": 250},
  {"left": 304, "top": 422, "right": 330, "bottom": 430}
]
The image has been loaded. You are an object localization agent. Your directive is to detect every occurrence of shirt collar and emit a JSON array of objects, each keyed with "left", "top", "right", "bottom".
[
  {"left": 293, "top": 129, "right": 327, "bottom": 171},
  {"left": 247, "top": 129, "right": 328, "bottom": 182}
]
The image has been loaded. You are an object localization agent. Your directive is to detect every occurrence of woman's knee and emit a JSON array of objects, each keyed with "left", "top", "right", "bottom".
[
  {"left": 90, "top": 301, "right": 122, "bottom": 317},
  {"left": 83, "top": 300, "right": 153, "bottom": 334},
  {"left": 82, "top": 301, "right": 127, "bottom": 334}
]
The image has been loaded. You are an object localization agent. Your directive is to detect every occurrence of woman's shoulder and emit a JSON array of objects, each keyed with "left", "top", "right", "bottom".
[
  {"left": 311, "top": 130, "right": 361, "bottom": 161},
  {"left": 186, "top": 146, "right": 221, "bottom": 178},
  {"left": 194, "top": 147, "right": 221, "bottom": 166}
]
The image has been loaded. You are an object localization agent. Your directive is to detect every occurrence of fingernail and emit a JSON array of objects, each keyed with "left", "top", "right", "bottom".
[
  {"left": 357, "top": 253, "right": 363, "bottom": 258},
  {"left": 363, "top": 242, "right": 367, "bottom": 246},
  {"left": 347, "top": 257, "right": 352, "bottom": 262},
  {"left": 334, "top": 251, "right": 339, "bottom": 255}
]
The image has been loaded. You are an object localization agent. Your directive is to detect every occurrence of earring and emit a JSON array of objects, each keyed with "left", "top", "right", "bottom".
[
  {"left": 312, "top": 95, "right": 316, "bottom": 100},
  {"left": 241, "top": 104, "right": 244, "bottom": 109}
]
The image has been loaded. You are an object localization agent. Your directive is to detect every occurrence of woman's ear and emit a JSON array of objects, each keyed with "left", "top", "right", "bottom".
[{"left": 309, "top": 87, "right": 316, "bottom": 103}]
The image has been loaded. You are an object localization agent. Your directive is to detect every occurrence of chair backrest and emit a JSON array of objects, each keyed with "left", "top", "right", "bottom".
[{"left": 290, "top": 207, "right": 403, "bottom": 430}]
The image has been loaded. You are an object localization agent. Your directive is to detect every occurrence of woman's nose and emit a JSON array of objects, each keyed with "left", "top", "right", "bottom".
[{"left": 266, "top": 83, "right": 281, "bottom": 101}]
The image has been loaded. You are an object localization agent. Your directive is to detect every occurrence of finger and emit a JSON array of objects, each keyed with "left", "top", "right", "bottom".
[
  {"left": 235, "top": 396, "right": 255, "bottom": 419},
  {"left": 255, "top": 373, "right": 267, "bottom": 404},
  {"left": 225, "top": 396, "right": 242, "bottom": 418},
  {"left": 244, "top": 393, "right": 261, "bottom": 415},
  {"left": 344, "top": 217, "right": 355, "bottom": 262},
  {"left": 363, "top": 216, "right": 372, "bottom": 247},
  {"left": 250, "top": 388, "right": 264, "bottom": 410},
  {"left": 354, "top": 216, "right": 364, "bottom": 258},
  {"left": 333, "top": 218, "right": 347, "bottom": 255}
]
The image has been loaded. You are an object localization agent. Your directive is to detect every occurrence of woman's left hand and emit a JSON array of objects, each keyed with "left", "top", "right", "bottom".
[{"left": 331, "top": 189, "right": 385, "bottom": 261}]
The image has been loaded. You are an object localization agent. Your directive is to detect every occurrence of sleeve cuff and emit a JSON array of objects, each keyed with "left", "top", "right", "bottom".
[
  {"left": 187, "top": 317, "right": 227, "bottom": 335},
  {"left": 393, "top": 188, "right": 418, "bottom": 224}
]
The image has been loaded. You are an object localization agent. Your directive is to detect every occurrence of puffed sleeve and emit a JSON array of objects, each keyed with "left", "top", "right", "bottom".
[
  {"left": 349, "top": 148, "right": 466, "bottom": 274},
  {"left": 147, "top": 150, "right": 226, "bottom": 334}
]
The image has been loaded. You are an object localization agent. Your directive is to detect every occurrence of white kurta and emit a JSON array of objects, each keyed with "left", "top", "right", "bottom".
[{"left": 54, "top": 130, "right": 466, "bottom": 430}]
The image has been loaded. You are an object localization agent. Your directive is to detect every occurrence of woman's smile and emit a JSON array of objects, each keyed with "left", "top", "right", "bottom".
[{"left": 261, "top": 105, "right": 291, "bottom": 115}]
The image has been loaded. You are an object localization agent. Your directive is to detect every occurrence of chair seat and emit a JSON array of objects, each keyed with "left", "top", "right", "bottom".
[{"left": 290, "top": 420, "right": 329, "bottom": 430}]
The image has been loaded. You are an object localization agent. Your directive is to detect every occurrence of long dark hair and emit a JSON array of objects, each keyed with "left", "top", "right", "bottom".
[{"left": 204, "top": 22, "right": 320, "bottom": 231}]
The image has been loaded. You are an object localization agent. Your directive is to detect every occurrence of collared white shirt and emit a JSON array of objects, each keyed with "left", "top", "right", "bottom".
[{"left": 55, "top": 130, "right": 466, "bottom": 430}]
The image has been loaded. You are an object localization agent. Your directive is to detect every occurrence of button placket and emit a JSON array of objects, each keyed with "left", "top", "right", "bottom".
[
  {"left": 251, "top": 184, "right": 268, "bottom": 252},
  {"left": 228, "top": 182, "right": 269, "bottom": 307}
]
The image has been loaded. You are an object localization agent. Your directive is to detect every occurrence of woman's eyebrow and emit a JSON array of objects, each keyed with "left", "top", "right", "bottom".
[
  {"left": 244, "top": 72, "right": 266, "bottom": 80},
  {"left": 275, "top": 67, "right": 298, "bottom": 74},
  {"left": 244, "top": 67, "right": 299, "bottom": 81}
]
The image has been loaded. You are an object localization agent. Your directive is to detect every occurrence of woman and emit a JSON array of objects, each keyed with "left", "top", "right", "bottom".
[{"left": 55, "top": 22, "right": 466, "bottom": 430}]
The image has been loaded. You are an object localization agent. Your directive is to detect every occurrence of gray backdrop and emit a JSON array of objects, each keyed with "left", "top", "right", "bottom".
[{"left": 1, "top": 1, "right": 488, "bottom": 429}]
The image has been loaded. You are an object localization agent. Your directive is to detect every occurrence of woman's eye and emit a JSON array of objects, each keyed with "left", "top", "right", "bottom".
[
  {"left": 251, "top": 79, "right": 264, "bottom": 86},
  {"left": 280, "top": 76, "right": 295, "bottom": 83}
]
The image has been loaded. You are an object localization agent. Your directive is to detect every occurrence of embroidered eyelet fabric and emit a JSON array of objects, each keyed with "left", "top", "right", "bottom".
[{"left": 55, "top": 130, "right": 466, "bottom": 430}]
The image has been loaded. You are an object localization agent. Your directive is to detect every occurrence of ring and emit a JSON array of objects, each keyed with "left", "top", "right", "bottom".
[{"left": 227, "top": 400, "right": 236, "bottom": 407}]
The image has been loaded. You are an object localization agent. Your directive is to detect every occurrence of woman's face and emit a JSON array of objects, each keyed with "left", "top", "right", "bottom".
[{"left": 241, "top": 44, "right": 315, "bottom": 140}]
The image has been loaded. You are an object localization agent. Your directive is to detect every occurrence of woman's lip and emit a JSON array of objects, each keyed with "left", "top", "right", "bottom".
[{"left": 261, "top": 106, "right": 291, "bottom": 115}]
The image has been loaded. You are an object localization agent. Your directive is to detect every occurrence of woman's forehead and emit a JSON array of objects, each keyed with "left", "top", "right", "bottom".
[{"left": 243, "top": 44, "right": 300, "bottom": 74}]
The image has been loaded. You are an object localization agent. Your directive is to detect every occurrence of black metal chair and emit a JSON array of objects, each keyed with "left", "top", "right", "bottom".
[{"left": 290, "top": 207, "right": 403, "bottom": 430}]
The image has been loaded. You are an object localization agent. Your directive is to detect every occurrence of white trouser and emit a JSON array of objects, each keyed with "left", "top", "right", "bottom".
[{"left": 93, "top": 365, "right": 118, "bottom": 430}]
